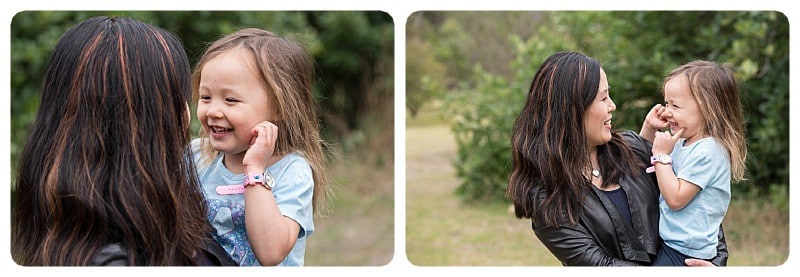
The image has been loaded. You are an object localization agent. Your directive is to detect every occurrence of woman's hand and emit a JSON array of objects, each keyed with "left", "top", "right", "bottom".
[
  {"left": 685, "top": 258, "right": 716, "bottom": 266},
  {"left": 242, "top": 121, "right": 278, "bottom": 172}
]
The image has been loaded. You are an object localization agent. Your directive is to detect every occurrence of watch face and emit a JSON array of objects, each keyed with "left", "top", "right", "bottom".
[{"left": 264, "top": 173, "right": 275, "bottom": 188}]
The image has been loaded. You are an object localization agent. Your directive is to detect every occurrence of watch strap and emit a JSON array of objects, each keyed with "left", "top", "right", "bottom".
[
  {"left": 244, "top": 172, "right": 264, "bottom": 185},
  {"left": 216, "top": 185, "right": 246, "bottom": 195},
  {"left": 650, "top": 155, "right": 659, "bottom": 165},
  {"left": 244, "top": 172, "right": 274, "bottom": 191}
]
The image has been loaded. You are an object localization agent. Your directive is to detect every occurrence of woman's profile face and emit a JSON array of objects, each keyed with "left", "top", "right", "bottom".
[{"left": 584, "top": 68, "right": 615, "bottom": 149}]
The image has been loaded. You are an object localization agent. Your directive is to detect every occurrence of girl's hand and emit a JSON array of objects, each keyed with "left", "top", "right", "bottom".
[
  {"left": 652, "top": 128, "right": 684, "bottom": 155},
  {"left": 242, "top": 121, "right": 278, "bottom": 172},
  {"left": 644, "top": 104, "right": 669, "bottom": 131}
]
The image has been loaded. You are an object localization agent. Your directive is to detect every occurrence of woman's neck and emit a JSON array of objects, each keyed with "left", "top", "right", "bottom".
[{"left": 589, "top": 148, "right": 599, "bottom": 169}]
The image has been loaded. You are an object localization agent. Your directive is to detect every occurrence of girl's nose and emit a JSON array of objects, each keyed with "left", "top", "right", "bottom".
[
  {"left": 206, "top": 103, "right": 224, "bottom": 118},
  {"left": 662, "top": 107, "right": 673, "bottom": 118}
]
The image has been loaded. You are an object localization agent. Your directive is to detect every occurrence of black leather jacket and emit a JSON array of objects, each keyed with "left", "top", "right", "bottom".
[
  {"left": 531, "top": 131, "right": 728, "bottom": 266},
  {"left": 90, "top": 239, "right": 237, "bottom": 266}
]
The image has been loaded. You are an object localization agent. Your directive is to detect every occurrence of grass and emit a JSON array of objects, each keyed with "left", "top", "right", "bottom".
[
  {"left": 405, "top": 123, "right": 560, "bottom": 266},
  {"left": 724, "top": 196, "right": 789, "bottom": 265},
  {"left": 405, "top": 117, "right": 789, "bottom": 266},
  {"left": 304, "top": 135, "right": 395, "bottom": 266}
]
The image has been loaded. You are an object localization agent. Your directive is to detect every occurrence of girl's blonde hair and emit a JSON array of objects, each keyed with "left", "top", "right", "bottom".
[
  {"left": 664, "top": 60, "right": 747, "bottom": 182},
  {"left": 192, "top": 28, "right": 328, "bottom": 213}
]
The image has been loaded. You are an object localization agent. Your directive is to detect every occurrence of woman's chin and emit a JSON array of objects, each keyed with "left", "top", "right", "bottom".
[{"left": 603, "top": 131, "right": 613, "bottom": 142}]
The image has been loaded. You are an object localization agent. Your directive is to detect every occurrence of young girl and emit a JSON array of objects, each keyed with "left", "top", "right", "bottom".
[
  {"left": 640, "top": 60, "right": 747, "bottom": 266},
  {"left": 190, "top": 28, "right": 328, "bottom": 266}
]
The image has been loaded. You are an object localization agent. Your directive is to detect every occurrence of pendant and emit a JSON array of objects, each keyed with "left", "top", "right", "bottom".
[{"left": 591, "top": 169, "right": 601, "bottom": 178}]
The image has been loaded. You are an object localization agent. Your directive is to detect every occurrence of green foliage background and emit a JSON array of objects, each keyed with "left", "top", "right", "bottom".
[
  {"left": 11, "top": 10, "right": 394, "bottom": 181},
  {"left": 407, "top": 11, "right": 789, "bottom": 205}
]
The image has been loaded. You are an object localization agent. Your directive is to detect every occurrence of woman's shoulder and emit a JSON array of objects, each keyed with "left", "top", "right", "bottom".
[
  {"left": 615, "top": 130, "right": 651, "bottom": 158},
  {"left": 90, "top": 243, "right": 128, "bottom": 266},
  {"left": 617, "top": 130, "right": 643, "bottom": 143}
]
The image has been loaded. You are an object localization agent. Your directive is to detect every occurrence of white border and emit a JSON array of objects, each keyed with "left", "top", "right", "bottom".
[{"left": 3, "top": 1, "right": 796, "bottom": 276}]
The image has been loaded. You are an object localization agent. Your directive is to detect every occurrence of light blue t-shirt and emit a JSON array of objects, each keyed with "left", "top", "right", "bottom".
[
  {"left": 659, "top": 137, "right": 730, "bottom": 259},
  {"left": 191, "top": 139, "right": 314, "bottom": 266}
]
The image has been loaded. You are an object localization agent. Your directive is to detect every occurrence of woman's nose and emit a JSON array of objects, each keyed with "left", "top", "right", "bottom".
[{"left": 608, "top": 98, "right": 617, "bottom": 112}]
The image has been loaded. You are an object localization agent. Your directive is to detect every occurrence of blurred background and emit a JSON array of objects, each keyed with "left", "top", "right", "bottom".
[
  {"left": 10, "top": 10, "right": 394, "bottom": 266},
  {"left": 406, "top": 11, "right": 788, "bottom": 266}
]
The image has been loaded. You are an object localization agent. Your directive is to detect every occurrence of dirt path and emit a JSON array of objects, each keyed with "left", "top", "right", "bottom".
[{"left": 406, "top": 124, "right": 458, "bottom": 196}]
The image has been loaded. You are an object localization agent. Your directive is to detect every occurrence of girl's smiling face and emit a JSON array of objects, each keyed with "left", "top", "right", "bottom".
[
  {"left": 663, "top": 75, "right": 706, "bottom": 145},
  {"left": 197, "top": 47, "right": 275, "bottom": 157}
]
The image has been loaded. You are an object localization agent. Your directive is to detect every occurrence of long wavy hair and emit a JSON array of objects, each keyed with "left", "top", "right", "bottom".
[
  {"left": 11, "top": 16, "right": 212, "bottom": 265},
  {"left": 664, "top": 60, "right": 747, "bottom": 182},
  {"left": 507, "top": 52, "right": 641, "bottom": 227},
  {"left": 192, "top": 28, "right": 329, "bottom": 214}
]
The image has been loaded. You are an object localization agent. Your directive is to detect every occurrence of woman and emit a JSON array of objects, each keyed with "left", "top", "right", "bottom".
[
  {"left": 11, "top": 16, "right": 234, "bottom": 266},
  {"left": 506, "top": 51, "right": 727, "bottom": 266}
]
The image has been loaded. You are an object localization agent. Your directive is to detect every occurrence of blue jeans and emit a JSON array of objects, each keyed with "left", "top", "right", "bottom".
[{"left": 652, "top": 241, "right": 708, "bottom": 266}]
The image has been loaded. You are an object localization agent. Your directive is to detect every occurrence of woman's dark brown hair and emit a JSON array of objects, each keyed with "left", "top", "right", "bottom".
[
  {"left": 12, "top": 16, "right": 212, "bottom": 265},
  {"left": 507, "top": 52, "right": 641, "bottom": 227}
]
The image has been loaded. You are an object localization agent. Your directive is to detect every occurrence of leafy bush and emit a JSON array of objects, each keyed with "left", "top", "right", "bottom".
[{"left": 444, "top": 70, "right": 519, "bottom": 202}]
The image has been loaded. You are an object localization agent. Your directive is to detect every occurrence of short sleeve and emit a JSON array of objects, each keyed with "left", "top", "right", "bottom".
[
  {"left": 675, "top": 147, "right": 722, "bottom": 190},
  {"left": 270, "top": 156, "right": 315, "bottom": 239}
]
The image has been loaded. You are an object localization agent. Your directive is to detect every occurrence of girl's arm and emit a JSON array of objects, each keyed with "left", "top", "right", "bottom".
[
  {"left": 242, "top": 121, "right": 301, "bottom": 265},
  {"left": 640, "top": 104, "right": 668, "bottom": 143},
  {"left": 243, "top": 179, "right": 301, "bottom": 265},
  {"left": 653, "top": 162, "right": 701, "bottom": 210},
  {"left": 651, "top": 128, "right": 700, "bottom": 210}
]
